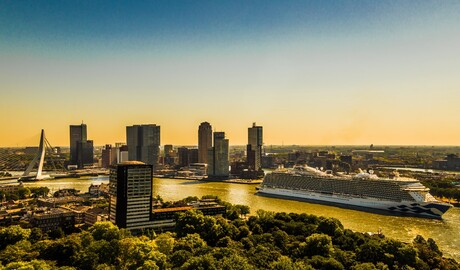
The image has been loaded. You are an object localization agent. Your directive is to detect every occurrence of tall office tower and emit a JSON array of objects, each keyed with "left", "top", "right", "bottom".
[
  {"left": 77, "top": 140, "right": 94, "bottom": 168},
  {"left": 126, "top": 124, "right": 160, "bottom": 170},
  {"left": 109, "top": 161, "right": 154, "bottom": 230},
  {"left": 198, "top": 122, "right": 212, "bottom": 164},
  {"left": 247, "top": 122, "right": 263, "bottom": 170},
  {"left": 70, "top": 124, "right": 94, "bottom": 168},
  {"left": 207, "top": 132, "right": 229, "bottom": 178}
]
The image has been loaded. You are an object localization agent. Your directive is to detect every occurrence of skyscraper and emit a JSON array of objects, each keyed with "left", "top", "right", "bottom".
[
  {"left": 69, "top": 123, "right": 93, "bottom": 168},
  {"left": 207, "top": 132, "right": 229, "bottom": 178},
  {"left": 198, "top": 122, "right": 212, "bottom": 164},
  {"left": 126, "top": 124, "right": 160, "bottom": 170},
  {"left": 109, "top": 161, "right": 154, "bottom": 230},
  {"left": 247, "top": 122, "right": 263, "bottom": 171}
]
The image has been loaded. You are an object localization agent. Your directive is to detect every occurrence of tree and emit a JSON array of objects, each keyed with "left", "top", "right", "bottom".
[
  {"left": 307, "top": 255, "right": 345, "bottom": 270},
  {"left": 117, "top": 237, "right": 166, "bottom": 270},
  {"left": 173, "top": 233, "right": 207, "bottom": 254},
  {"left": 0, "top": 225, "right": 31, "bottom": 250},
  {"left": 180, "top": 254, "right": 218, "bottom": 270},
  {"left": 17, "top": 187, "right": 31, "bottom": 199},
  {"left": 175, "top": 211, "right": 206, "bottom": 237},
  {"left": 218, "top": 253, "right": 255, "bottom": 270},
  {"left": 0, "top": 240, "right": 39, "bottom": 265},
  {"left": 317, "top": 217, "right": 343, "bottom": 236},
  {"left": 155, "top": 232, "right": 175, "bottom": 256},
  {"left": 4, "top": 259, "right": 56, "bottom": 270},
  {"left": 356, "top": 241, "right": 385, "bottom": 264},
  {"left": 170, "top": 250, "right": 192, "bottom": 268},
  {"left": 28, "top": 228, "right": 44, "bottom": 244},
  {"left": 300, "top": 233, "right": 334, "bottom": 258},
  {"left": 351, "top": 262, "right": 378, "bottom": 270},
  {"left": 269, "top": 256, "right": 314, "bottom": 270},
  {"left": 90, "top": 222, "right": 123, "bottom": 241}
]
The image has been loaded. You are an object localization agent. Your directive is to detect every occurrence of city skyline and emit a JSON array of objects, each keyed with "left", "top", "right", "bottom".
[{"left": 1, "top": 1, "right": 460, "bottom": 146}]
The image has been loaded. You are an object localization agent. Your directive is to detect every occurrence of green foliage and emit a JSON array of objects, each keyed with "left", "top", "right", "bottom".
[
  {"left": 154, "top": 232, "right": 175, "bottom": 256},
  {"left": 0, "top": 240, "right": 39, "bottom": 265},
  {"left": 307, "top": 255, "right": 344, "bottom": 270},
  {"left": 300, "top": 233, "right": 334, "bottom": 258},
  {"left": 28, "top": 187, "right": 50, "bottom": 198},
  {"left": 0, "top": 226, "right": 31, "bottom": 250},
  {"left": 89, "top": 222, "right": 123, "bottom": 241},
  {"left": 0, "top": 197, "right": 458, "bottom": 270},
  {"left": 4, "top": 259, "right": 58, "bottom": 270}
]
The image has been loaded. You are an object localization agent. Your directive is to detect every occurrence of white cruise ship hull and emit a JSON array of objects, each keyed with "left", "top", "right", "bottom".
[{"left": 257, "top": 187, "right": 451, "bottom": 218}]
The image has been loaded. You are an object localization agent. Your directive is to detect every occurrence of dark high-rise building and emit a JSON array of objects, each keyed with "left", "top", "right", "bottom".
[
  {"left": 207, "top": 132, "right": 229, "bottom": 178},
  {"left": 109, "top": 161, "right": 154, "bottom": 230},
  {"left": 77, "top": 140, "right": 94, "bottom": 168},
  {"left": 70, "top": 124, "right": 93, "bottom": 168},
  {"left": 198, "top": 122, "right": 212, "bottom": 164},
  {"left": 189, "top": 149, "right": 199, "bottom": 164},
  {"left": 177, "top": 147, "right": 189, "bottom": 167},
  {"left": 247, "top": 123, "right": 263, "bottom": 171},
  {"left": 126, "top": 124, "right": 160, "bottom": 170}
]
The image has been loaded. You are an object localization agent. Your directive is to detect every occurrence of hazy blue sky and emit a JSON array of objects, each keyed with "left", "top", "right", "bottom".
[{"left": 1, "top": 1, "right": 459, "bottom": 146}]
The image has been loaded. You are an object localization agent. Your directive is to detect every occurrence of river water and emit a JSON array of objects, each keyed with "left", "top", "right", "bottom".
[{"left": 23, "top": 177, "right": 460, "bottom": 260}]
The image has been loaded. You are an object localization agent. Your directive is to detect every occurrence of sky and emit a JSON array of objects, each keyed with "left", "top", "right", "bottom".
[{"left": 1, "top": 1, "right": 460, "bottom": 147}]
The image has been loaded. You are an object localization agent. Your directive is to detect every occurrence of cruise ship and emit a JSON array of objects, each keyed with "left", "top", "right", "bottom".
[{"left": 257, "top": 166, "right": 452, "bottom": 218}]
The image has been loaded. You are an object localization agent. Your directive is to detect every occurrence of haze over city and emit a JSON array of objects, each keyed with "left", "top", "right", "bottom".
[{"left": 1, "top": 1, "right": 460, "bottom": 146}]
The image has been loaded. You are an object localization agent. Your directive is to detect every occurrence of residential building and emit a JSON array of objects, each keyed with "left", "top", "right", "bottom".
[
  {"left": 85, "top": 207, "right": 109, "bottom": 227},
  {"left": 30, "top": 208, "right": 75, "bottom": 232}
]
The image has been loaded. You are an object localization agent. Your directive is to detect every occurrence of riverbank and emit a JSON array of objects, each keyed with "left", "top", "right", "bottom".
[{"left": 20, "top": 177, "right": 460, "bottom": 260}]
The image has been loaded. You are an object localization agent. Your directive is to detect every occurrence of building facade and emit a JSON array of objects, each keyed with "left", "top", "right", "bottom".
[
  {"left": 70, "top": 124, "right": 94, "bottom": 168},
  {"left": 177, "top": 147, "right": 189, "bottom": 167},
  {"left": 198, "top": 122, "right": 212, "bottom": 164},
  {"left": 109, "top": 162, "right": 155, "bottom": 230},
  {"left": 207, "top": 132, "right": 229, "bottom": 178},
  {"left": 247, "top": 123, "right": 263, "bottom": 171},
  {"left": 126, "top": 124, "right": 160, "bottom": 170},
  {"left": 102, "top": 144, "right": 118, "bottom": 168}
]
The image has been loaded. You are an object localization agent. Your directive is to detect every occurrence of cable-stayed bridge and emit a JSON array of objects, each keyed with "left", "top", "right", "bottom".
[{"left": 0, "top": 130, "right": 66, "bottom": 181}]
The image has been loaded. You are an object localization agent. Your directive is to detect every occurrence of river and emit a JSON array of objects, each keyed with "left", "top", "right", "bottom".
[{"left": 23, "top": 176, "right": 460, "bottom": 260}]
